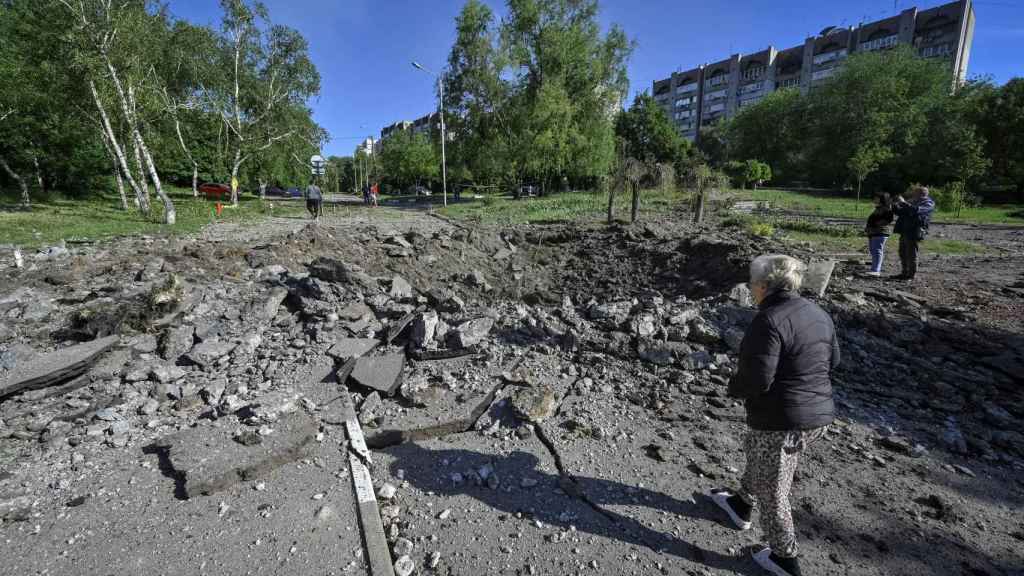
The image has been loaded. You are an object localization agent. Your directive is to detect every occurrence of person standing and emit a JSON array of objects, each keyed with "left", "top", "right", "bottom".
[
  {"left": 710, "top": 254, "right": 839, "bottom": 576},
  {"left": 370, "top": 182, "right": 379, "bottom": 208},
  {"left": 305, "top": 179, "right": 323, "bottom": 220},
  {"left": 863, "top": 192, "right": 894, "bottom": 277},
  {"left": 893, "top": 185, "right": 935, "bottom": 281}
]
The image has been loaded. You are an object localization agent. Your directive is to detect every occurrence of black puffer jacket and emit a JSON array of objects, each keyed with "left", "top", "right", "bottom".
[{"left": 728, "top": 291, "right": 839, "bottom": 430}]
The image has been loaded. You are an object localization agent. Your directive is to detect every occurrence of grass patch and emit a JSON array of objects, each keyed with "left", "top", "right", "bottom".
[
  {"left": 740, "top": 188, "right": 1024, "bottom": 225},
  {"left": 780, "top": 229, "right": 990, "bottom": 255},
  {"left": 439, "top": 187, "right": 689, "bottom": 224},
  {"left": 0, "top": 186, "right": 308, "bottom": 248}
]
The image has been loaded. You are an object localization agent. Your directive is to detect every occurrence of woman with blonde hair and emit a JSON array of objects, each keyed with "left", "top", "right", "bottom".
[{"left": 710, "top": 254, "right": 839, "bottom": 576}]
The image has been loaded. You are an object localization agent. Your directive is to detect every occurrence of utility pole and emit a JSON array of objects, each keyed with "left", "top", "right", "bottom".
[{"left": 413, "top": 61, "right": 448, "bottom": 207}]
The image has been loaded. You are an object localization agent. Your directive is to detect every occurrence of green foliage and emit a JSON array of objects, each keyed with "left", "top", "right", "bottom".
[
  {"left": 379, "top": 131, "right": 439, "bottom": 191},
  {"left": 443, "top": 0, "right": 633, "bottom": 190},
  {"left": 724, "top": 159, "right": 772, "bottom": 189},
  {"left": 615, "top": 92, "right": 693, "bottom": 169},
  {"left": 747, "top": 221, "right": 774, "bottom": 238},
  {"left": 0, "top": 0, "right": 324, "bottom": 212},
  {"left": 720, "top": 46, "right": 1018, "bottom": 200}
]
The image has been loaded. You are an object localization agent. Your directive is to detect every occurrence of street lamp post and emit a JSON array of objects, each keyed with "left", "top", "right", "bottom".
[{"left": 412, "top": 61, "right": 448, "bottom": 207}]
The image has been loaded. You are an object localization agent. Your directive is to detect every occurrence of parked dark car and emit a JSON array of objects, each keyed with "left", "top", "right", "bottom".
[
  {"left": 287, "top": 187, "right": 301, "bottom": 198},
  {"left": 264, "top": 186, "right": 288, "bottom": 197},
  {"left": 409, "top": 185, "right": 431, "bottom": 196},
  {"left": 198, "top": 182, "right": 230, "bottom": 200}
]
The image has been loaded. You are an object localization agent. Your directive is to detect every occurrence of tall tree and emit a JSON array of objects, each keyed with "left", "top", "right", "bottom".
[
  {"left": 615, "top": 92, "right": 692, "bottom": 169},
  {"left": 208, "top": 0, "right": 320, "bottom": 205}
]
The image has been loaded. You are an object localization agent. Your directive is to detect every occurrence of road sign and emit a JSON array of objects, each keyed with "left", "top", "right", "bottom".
[{"left": 310, "top": 154, "right": 325, "bottom": 167}]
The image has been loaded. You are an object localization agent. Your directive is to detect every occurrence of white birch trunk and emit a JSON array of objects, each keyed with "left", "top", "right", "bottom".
[
  {"left": 231, "top": 148, "right": 242, "bottom": 206},
  {"left": 31, "top": 154, "right": 45, "bottom": 194},
  {"left": 90, "top": 81, "right": 147, "bottom": 213},
  {"left": 0, "top": 157, "right": 30, "bottom": 208}
]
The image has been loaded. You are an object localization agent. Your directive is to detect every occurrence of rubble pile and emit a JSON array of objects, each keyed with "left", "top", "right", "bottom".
[{"left": 0, "top": 214, "right": 1021, "bottom": 575}]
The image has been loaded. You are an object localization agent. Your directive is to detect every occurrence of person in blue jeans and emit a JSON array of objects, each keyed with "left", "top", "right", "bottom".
[{"left": 863, "top": 192, "right": 894, "bottom": 277}]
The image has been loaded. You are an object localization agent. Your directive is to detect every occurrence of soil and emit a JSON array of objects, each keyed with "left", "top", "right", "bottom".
[{"left": 0, "top": 206, "right": 1022, "bottom": 576}]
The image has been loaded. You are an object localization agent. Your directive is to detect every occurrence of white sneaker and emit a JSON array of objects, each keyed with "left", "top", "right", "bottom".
[
  {"left": 753, "top": 546, "right": 802, "bottom": 576},
  {"left": 864, "top": 271, "right": 881, "bottom": 277},
  {"left": 709, "top": 489, "right": 752, "bottom": 530}
]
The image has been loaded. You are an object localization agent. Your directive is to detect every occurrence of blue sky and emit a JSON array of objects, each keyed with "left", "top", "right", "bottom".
[{"left": 172, "top": 0, "right": 1022, "bottom": 157}]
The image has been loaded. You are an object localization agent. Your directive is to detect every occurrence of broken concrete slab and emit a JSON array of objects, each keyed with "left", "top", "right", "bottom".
[
  {"left": 253, "top": 286, "right": 289, "bottom": 322},
  {"left": 307, "top": 257, "right": 380, "bottom": 294},
  {"left": 446, "top": 317, "right": 494, "bottom": 349},
  {"left": 348, "top": 354, "right": 405, "bottom": 395},
  {"left": 803, "top": 260, "right": 837, "bottom": 298},
  {"left": 327, "top": 338, "right": 379, "bottom": 362},
  {"left": 159, "top": 324, "right": 195, "bottom": 361},
  {"left": 386, "top": 306, "right": 426, "bottom": 344},
  {"left": 183, "top": 339, "right": 237, "bottom": 367},
  {"left": 151, "top": 410, "right": 317, "bottom": 498},
  {"left": 365, "top": 381, "right": 501, "bottom": 448},
  {"left": 410, "top": 310, "right": 438, "bottom": 349},
  {"left": 389, "top": 275, "right": 414, "bottom": 302},
  {"left": 0, "top": 336, "right": 118, "bottom": 401}
]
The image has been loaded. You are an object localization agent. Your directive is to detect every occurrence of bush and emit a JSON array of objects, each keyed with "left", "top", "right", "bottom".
[
  {"left": 928, "top": 182, "right": 981, "bottom": 217},
  {"left": 747, "top": 221, "right": 775, "bottom": 238}
]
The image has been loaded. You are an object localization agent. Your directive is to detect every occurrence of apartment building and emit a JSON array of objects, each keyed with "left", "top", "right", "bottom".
[{"left": 652, "top": 0, "right": 975, "bottom": 142}]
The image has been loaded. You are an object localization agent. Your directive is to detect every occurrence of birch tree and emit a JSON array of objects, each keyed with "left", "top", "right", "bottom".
[
  {"left": 208, "top": 0, "right": 320, "bottom": 206},
  {"left": 61, "top": 0, "right": 177, "bottom": 223}
]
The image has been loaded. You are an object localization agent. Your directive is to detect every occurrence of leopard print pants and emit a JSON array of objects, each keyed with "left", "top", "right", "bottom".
[{"left": 738, "top": 426, "right": 829, "bottom": 558}]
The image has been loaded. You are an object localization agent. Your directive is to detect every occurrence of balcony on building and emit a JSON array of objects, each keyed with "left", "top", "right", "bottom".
[
  {"left": 915, "top": 12, "right": 958, "bottom": 60},
  {"left": 675, "top": 81, "right": 698, "bottom": 95},
  {"left": 860, "top": 32, "right": 898, "bottom": 52},
  {"left": 704, "top": 69, "right": 729, "bottom": 90}
]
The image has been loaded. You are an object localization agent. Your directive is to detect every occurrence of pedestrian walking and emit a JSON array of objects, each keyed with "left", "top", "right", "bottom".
[
  {"left": 305, "top": 179, "right": 323, "bottom": 220},
  {"left": 863, "top": 192, "right": 894, "bottom": 277},
  {"left": 893, "top": 185, "right": 935, "bottom": 281},
  {"left": 370, "top": 182, "right": 379, "bottom": 208},
  {"left": 709, "top": 254, "right": 839, "bottom": 576}
]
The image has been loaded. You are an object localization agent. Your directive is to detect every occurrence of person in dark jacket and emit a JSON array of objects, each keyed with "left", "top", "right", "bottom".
[
  {"left": 305, "top": 179, "right": 323, "bottom": 220},
  {"left": 709, "top": 254, "right": 839, "bottom": 576},
  {"left": 892, "top": 185, "right": 935, "bottom": 281},
  {"left": 863, "top": 192, "right": 894, "bottom": 277}
]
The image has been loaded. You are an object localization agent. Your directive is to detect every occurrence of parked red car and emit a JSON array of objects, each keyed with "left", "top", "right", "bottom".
[{"left": 198, "top": 182, "right": 231, "bottom": 200}]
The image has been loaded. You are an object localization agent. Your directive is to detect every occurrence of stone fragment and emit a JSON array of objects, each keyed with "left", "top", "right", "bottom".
[
  {"left": 359, "top": 392, "right": 382, "bottom": 424},
  {"left": 159, "top": 325, "right": 195, "bottom": 361},
  {"left": 327, "top": 338, "right": 379, "bottom": 361},
  {"left": 446, "top": 317, "right": 494, "bottom": 349},
  {"left": 803, "top": 260, "right": 837, "bottom": 298},
  {"left": 410, "top": 310, "right": 439, "bottom": 349},
  {"left": 184, "top": 340, "right": 237, "bottom": 367},
  {"left": 688, "top": 317, "right": 720, "bottom": 345},
  {"left": 152, "top": 410, "right": 316, "bottom": 498},
  {"left": 394, "top": 555, "right": 415, "bottom": 576},
  {"left": 150, "top": 365, "right": 185, "bottom": 384},
  {"left": 393, "top": 537, "right": 414, "bottom": 557},
  {"left": 510, "top": 385, "right": 557, "bottom": 423},
  {"left": 378, "top": 482, "right": 397, "bottom": 500},
  {"left": 338, "top": 301, "right": 373, "bottom": 322},
  {"left": 307, "top": 258, "right": 380, "bottom": 294},
  {"left": 254, "top": 287, "right": 289, "bottom": 322},
  {"left": 728, "top": 283, "right": 753, "bottom": 307},
  {"left": 389, "top": 275, "right": 414, "bottom": 301},
  {"left": 138, "top": 398, "right": 160, "bottom": 416},
  {"left": 349, "top": 355, "right": 405, "bottom": 395},
  {"left": 0, "top": 336, "right": 118, "bottom": 400}
]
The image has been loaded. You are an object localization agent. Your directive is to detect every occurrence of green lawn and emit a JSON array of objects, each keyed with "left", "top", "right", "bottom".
[
  {"left": 439, "top": 187, "right": 689, "bottom": 224},
  {"left": 740, "top": 188, "right": 1024, "bottom": 225},
  {"left": 779, "top": 229, "right": 990, "bottom": 255},
  {"left": 0, "top": 187, "right": 308, "bottom": 248}
]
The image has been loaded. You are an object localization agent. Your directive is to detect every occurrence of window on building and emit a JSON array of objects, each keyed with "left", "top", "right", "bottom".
[
  {"left": 678, "top": 120, "right": 695, "bottom": 131},
  {"left": 777, "top": 77, "right": 801, "bottom": 89},
  {"left": 705, "top": 102, "right": 725, "bottom": 113},
  {"left": 675, "top": 82, "right": 697, "bottom": 94},
  {"left": 675, "top": 96, "right": 695, "bottom": 108},
  {"left": 739, "top": 81, "right": 763, "bottom": 95},
  {"left": 654, "top": 83, "right": 671, "bottom": 96},
  {"left": 920, "top": 43, "right": 953, "bottom": 58},
  {"left": 743, "top": 64, "right": 765, "bottom": 81},
  {"left": 704, "top": 89, "right": 727, "bottom": 102},
  {"left": 860, "top": 34, "right": 898, "bottom": 52},
  {"left": 812, "top": 48, "right": 848, "bottom": 65},
  {"left": 811, "top": 68, "right": 836, "bottom": 81},
  {"left": 704, "top": 73, "right": 728, "bottom": 88}
]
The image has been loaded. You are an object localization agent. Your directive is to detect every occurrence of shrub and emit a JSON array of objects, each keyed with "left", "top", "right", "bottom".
[{"left": 747, "top": 221, "right": 775, "bottom": 238}]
